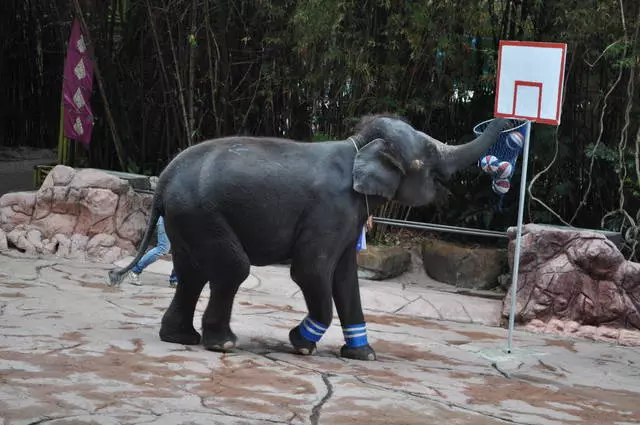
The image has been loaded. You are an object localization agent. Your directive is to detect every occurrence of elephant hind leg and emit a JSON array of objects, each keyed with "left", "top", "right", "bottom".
[
  {"left": 198, "top": 221, "right": 251, "bottom": 352},
  {"left": 160, "top": 250, "right": 206, "bottom": 345}
]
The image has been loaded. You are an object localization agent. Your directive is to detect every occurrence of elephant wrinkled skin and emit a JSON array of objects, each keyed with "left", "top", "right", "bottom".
[{"left": 109, "top": 114, "right": 510, "bottom": 361}]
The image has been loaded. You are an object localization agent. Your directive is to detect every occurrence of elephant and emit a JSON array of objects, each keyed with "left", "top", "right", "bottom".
[{"left": 108, "top": 114, "right": 510, "bottom": 361}]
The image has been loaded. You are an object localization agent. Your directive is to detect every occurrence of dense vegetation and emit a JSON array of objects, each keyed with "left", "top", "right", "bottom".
[{"left": 1, "top": 0, "right": 638, "bottom": 259}]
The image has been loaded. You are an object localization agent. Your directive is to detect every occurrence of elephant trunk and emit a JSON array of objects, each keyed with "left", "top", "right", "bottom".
[{"left": 438, "top": 118, "right": 511, "bottom": 178}]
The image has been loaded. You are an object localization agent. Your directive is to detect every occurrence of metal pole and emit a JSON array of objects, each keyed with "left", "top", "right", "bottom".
[
  {"left": 372, "top": 217, "right": 508, "bottom": 239},
  {"left": 506, "top": 120, "right": 532, "bottom": 353}
]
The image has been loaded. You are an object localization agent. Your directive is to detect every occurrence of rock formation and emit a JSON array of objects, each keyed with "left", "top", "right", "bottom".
[
  {"left": 422, "top": 238, "right": 507, "bottom": 290},
  {"left": 502, "top": 224, "right": 640, "bottom": 345},
  {"left": 0, "top": 165, "right": 153, "bottom": 262},
  {"left": 357, "top": 245, "right": 411, "bottom": 280}
]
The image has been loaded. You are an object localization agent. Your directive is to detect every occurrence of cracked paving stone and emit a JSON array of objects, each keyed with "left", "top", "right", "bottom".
[{"left": 1, "top": 253, "right": 640, "bottom": 425}]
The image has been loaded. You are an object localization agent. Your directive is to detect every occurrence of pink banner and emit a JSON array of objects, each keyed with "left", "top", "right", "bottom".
[{"left": 62, "top": 19, "right": 95, "bottom": 146}]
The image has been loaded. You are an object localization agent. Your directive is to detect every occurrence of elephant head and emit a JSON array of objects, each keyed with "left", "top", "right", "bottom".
[{"left": 351, "top": 114, "right": 511, "bottom": 206}]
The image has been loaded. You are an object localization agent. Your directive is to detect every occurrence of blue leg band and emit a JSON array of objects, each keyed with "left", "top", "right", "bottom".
[
  {"left": 299, "top": 316, "right": 328, "bottom": 343},
  {"left": 343, "top": 323, "right": 368, "bottom": 348}
]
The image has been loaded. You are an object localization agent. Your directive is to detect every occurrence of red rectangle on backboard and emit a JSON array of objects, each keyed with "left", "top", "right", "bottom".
[
  {"left": 494, "top": 40, "right": 567, "bottom": 126},
  {"left": 513, "top": 81, "right": 542, "bottom": 118}
]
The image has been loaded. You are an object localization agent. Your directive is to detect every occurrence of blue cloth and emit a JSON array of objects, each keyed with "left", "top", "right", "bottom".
[
  {"left": 342, "top": 323, "right": 368, "bottom": 348},
  {"left": 132, "top": 216, "right": 177, "bottom": 282},
  {"left": 356, "top": 226, "right": 367, "bottom": 252},
  {"left": 299, "top": 316, "right": 328, "bottom": 343}
]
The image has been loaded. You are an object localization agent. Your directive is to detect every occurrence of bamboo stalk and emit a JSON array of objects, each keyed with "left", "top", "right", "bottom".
[{"left": 162, "top": 0, "right": 192, "bottom": 148}]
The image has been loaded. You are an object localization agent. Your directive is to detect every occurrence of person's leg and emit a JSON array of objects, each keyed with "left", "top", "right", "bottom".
[
  {"left": 169, "top": 268, "right": 178, "bottom": 287},
  {"left": 127, "top": 217, "right": 172, "bottom": 285}
]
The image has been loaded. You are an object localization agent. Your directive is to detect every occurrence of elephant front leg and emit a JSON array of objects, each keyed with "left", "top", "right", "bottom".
[
  {"left": 288, "top": 263, "right": 334, "bottom": 356},
  {"left": 332, "top": 246, "right": 376, "bottom": 361}
]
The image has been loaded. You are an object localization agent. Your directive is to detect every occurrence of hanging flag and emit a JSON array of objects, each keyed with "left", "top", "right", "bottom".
[{"left": 62, "top": 19, "right": 95, "bottom": 146}]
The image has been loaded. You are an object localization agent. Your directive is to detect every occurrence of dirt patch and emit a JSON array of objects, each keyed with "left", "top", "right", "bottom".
[
  {"left": 0, "top": 292, "right": 26, "bottom": 298},
  {"left": 0, "top": 340, "right": 195, "bottom": 421},
  {"left": 446, "top": 340, "right": 469, "bottom": 346},
  {"left": 463, "top": 375, "right": 640, "bottom": 424},
  {"left": 325, "top": 396, "right": 507, "bottom": 425},
  {"left": 123, "top": 312, "right": 154, "bottom": 319},
  {"left": 544, "top": 337, "right": 578, "bottom": 353},
  {"left": 365, "top": 313, "right": 448, "bottom": 330},
  {"left": 79, "top": 281, "right": 121, "bottom": 292},
  {"left": 239, "top": 301, "right": 304, "bottom": 314},
  {"left": 0, "top": 282, "right": 31, "bottom": 288},
  {"left": 192, "top": 355, "right": 317, "bottom": 418},
  {"left": 373, "top": 339, "right": 464, "bottom": 366},
  {"left": 533, "top": 360, "right": 566, "bottom": 377},
  {"left": 60, "top": 331, "right": 86, "bottom": 341},
  {"left": 453, "top": 330, "right": 504, "bottom": 341}
]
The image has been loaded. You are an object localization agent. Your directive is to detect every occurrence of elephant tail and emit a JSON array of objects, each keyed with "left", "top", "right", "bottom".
[{"left": 107, "top": 197, "right": 163, "bottom": 286}]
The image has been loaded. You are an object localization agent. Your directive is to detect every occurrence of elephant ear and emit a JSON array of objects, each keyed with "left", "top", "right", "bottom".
[{"left": 352, "top": 138, "right": 407, "bottom": 199}]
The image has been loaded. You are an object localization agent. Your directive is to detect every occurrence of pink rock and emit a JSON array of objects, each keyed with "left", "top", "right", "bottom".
[
  {"left": 0, "top": 166, "right": 153, "bottom": 260},
  {"left": 114, "top": 189, "right": 153, "bottom": 243},
  {"left": 41, "top": 238, "right": 57, "bottom": 255},
  {"left": 32, "top": 187, "right": 54, "bottom": 220},
  {"left": 575, "top": 325, "right": 598, "bottom": 340},
  {"left": 69, "top": 168, "right": 128, "bottom": 194},
  {"left": 596, "top": 326, "right": 620, "bottom": 341},
  {"left": 546, "top": 318, "right": 565, "bottom": 332},
  {"left": 564, "top": 321, "right": 580, "bottom": 333},
  {"left": 31, "top": 213, "right": 77, "bottom": 238},
  {"left": 566, "top": 237, "right": 625, "bottom": 279},
  {"left": 51, "top": 234, "right": 71, "bottom": 257},
  {"left": 0, "top": 207, "right": 28, "bottom": 231},
  {"left": 74, "top": 189, "right": 118, "bottom": 237},
  {"left": 0, "top": 192, "right": 36, "bottom": 232},
  {"left": 116, "top": 210, "right": 149, "bottom": 243},
  {"left": 116, "top": 239, "right": 137, "bottom": 256},
  {"left": 0, "top": 191, "right": 36, "bottom": 214},
  {"left": 0, "top": 229, "right": 7, "bottom": 251},
  {"left": 39, "top": 165, "right": 76, "bottom": 189},
  {"left": 87, "top": 233, "right": 116, "bottom": 249},
  {"left": 503, "top": 224, "right": 640, "bottom": 345},
  {"left": 618, "top": 329, "right": 640, "bottom": 346},
  {"left": 621, "top": 262, "right": 640, "bottom": 292},
  {"left": 50, "top": 187, "right": 83, "bottom": 215},
  {"left": 528, "top": 319, "right": 546, "bottom": 329},
  {"left": 26, "top": 229, "right": 44, "bottom": 253},
  {"left": 6, "top": 228, "right": 35, "bottom": 254},
  {"left": 87, "top": 234, "right": 123, "bottom": 263},
  {"left": 68, "top": 234, "right": 89, "bottom": 259}
]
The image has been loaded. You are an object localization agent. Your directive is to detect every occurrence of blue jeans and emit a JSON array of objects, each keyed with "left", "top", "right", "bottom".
[{"left": 132, "top": 216, "right": 177, "bottom": 282}]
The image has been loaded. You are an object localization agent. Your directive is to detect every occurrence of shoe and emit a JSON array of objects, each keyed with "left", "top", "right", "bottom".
[
  {"left": 169, "top": 280, "right": 178, "bottom": 288},
  {"left": 126, "top": 271, "right": 142, "bottom": 286}
]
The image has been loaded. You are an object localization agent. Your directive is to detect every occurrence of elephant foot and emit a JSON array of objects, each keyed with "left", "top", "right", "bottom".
[
  {"left": 159, "top": 326, "right": 201, "bottom": 345},
  {"left": 340, "top": 344, "right": 376, "bottom": 361},
  {"left": 289, "top": 326, "right": 317, "bottom": 356},
  {"left": 202, "top": 328, "right": 238, "bottom": 352}
]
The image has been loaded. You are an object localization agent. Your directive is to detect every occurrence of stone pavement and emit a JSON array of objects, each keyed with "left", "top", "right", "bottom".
[{"left": 1, "top": 252, "right": 639, "bottom": 425}]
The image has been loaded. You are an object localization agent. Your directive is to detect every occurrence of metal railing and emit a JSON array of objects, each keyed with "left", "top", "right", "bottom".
[{"left": 372, "top": 216, "right": 509, "bottom": 239}]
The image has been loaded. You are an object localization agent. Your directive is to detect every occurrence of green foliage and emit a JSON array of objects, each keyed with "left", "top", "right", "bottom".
[{"left": 3, "top": 0, "right": 640, "bottom": 260}]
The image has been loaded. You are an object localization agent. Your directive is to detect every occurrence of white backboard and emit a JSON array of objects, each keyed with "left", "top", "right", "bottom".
[{"left": 494, "top": 41, "right": 567, "bottom": 125}]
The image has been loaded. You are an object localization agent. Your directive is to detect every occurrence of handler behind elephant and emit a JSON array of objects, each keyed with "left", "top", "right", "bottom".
[
  {"left": 109, "top": 114, "right": 510, "bottom": 361},
  {"left": 126, "top": 216, "right": 178, "bottom": 288}
]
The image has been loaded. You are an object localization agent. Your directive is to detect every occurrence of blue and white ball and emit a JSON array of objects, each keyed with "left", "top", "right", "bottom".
[
  {"left": 496, "top": 161, "right": 513, "bottom": 179},
  {"left": 480, "top": 155, "right": 500, "bottom": 174},
  {"left": 492, "top": 178, "right": 510, "bottom": 195},
  {"left": 506, "top": 131, "right": 524, "bottom": 150}
]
